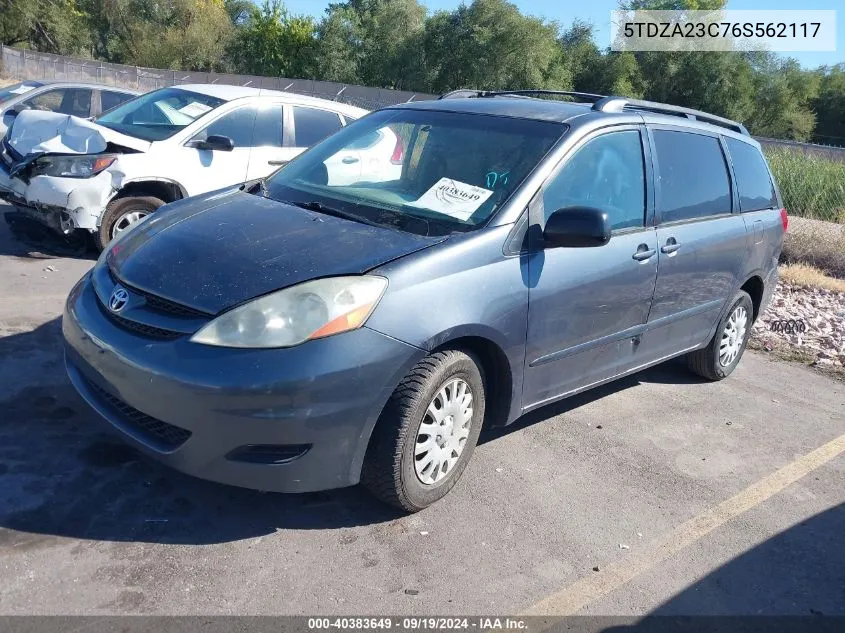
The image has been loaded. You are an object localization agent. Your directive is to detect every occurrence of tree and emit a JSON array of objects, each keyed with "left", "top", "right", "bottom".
[
  {"left": 423, "top": 0, "right": 572, "bottom": 93},
  {"left": 227, "top": 0, "right": 318, "bottom": 77},
  {"left": 813, "top": 64, "right": 845, "bottom": 146},
  {"left": 80, "top": 0, "right": 234, "bottom": 71},
  {"left": 1, "top": 0, "right": 90, "bottom": 55},
  {"left": 745, "top": 55, "right": 819, "bottom": 141},
  {"left": 313, "top": 4, "right": 361, "bottom": 83},
  {"left": 560, "top": 20, "right": 644, "bottom": 97}
]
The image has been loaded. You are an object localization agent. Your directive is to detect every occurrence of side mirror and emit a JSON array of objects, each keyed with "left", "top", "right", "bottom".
[
  {"left": 2, "top": 109, "right": 20, "bottom": 130},
  {"left": 543, "top": 206, "right": 611, "bottom": 248},
  {"left": 192, "top": 134, "right": 234, "bottom": 152}
]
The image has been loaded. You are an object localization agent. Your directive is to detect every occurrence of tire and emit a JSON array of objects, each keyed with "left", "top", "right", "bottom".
[
  {"left": 95, "top": 196, "right": 165, "bottom": 251},
  {"left": 362, "top": 350, "right": 486, "bottom": 512},
  {"left": 687, "top": 290, "right": 754, "bottom": 381}
]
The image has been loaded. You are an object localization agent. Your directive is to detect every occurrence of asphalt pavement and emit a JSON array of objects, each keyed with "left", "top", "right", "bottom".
[{"left": 1, "top": 204, "right": 843, "bottom": 617}]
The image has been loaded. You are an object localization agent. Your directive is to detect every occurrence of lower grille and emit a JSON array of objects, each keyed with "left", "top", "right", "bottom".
[{"left": 84, "top": 378, "right": 192, "bottom": 450}]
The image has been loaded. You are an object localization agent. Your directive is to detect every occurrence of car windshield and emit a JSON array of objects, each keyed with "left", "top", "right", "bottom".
[
  {"left": 263, "top": 108, "right": 566, "bottom": 236},
  {"left": 0, "top": 81, "right": 43, "bottom": 104},
  {"left": 96, "top": 87, "right": 226, "bottom": 141}
]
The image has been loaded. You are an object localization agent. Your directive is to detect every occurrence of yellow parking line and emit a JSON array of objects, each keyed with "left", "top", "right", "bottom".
[{"left": 521, "top": 432, "right": 845, "bottom": 617}]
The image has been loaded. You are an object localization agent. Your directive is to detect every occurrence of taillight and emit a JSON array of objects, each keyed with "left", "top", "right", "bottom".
[
  {"left": 390, "top": 135, "right": 404, "bottom": 165},
  {"left": 780, "top": 208, "right": 788, "bottom": 232}
]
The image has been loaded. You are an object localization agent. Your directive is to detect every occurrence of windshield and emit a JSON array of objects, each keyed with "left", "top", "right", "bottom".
[
  {"left": 0, "top": 81, "right": 43, "bottom": 104},
  {"left": 96, "top": 87, "right": 225, "bottom": 141},
  {"left": 263, "top": 109, "right": 566, "bottom": 236}
]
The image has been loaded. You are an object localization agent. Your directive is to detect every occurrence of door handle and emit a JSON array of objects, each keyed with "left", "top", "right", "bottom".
[
  {"left": 661, "top": 238, "right": 681, "bottom": 254},
  {"left": 342, "top": 156, "right": 360, "bottom": 164},
  {"left": 268, "top": 160, "right": 288, "bottom": 166},
  {"left": 632, "top": 245, "right": 656, "bottom": 261}
]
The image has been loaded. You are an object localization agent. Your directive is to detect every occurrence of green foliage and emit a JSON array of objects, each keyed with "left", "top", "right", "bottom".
[
  {"left": 423, "top": 0, "right": 571, "bottom": 93},
  {"left": 765, "top": 147, "right": 845, "bottom": 222},
  {"left": 2, "top": 0, "right": 90, "bottom": 55},
  {"left": 80, "top": 0, "right": 233, "bottom": 71},
  {"left": 813, "top": 65, "right": 845, "bottom": 146},
  {"left": 1, "top": 0, "right": 843, "bottom": 145},
  {"left": 227, "top": 0, "right": 317, "bottom": 77}
]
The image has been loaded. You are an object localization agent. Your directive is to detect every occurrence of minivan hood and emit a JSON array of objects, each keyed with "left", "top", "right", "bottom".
[
  {"left": 108, "top": 189, "right": 445, "bottom": 314},
  {"left": 8, "top": 110, "right": 151, "bottom": 156}
]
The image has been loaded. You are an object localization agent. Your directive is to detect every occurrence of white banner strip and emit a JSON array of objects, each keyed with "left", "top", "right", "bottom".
[{"left": 610, "top": 10, "right": 837, "bottom": 52}]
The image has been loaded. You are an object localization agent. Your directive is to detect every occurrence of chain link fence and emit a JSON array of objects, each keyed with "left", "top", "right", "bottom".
[
  {"left": 0, "top": 45, "right": 436, "bottom": 111},
  {"left": 762, "top": 142, "right": 845, "bottom": 224}
]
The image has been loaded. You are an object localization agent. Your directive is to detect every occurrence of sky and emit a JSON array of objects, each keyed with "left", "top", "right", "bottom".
[{"left": 282, "top": 0, "right": 843, "bottom": 68}]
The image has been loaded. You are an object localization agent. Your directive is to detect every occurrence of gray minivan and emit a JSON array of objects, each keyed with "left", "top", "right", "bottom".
[{"left": 62, "top": 90, "right": 786, "bottom": 511}]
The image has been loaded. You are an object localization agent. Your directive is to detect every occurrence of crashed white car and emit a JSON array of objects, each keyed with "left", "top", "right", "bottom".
[{"left": 0, "top": 84, "right": 372, "bottom": 249}]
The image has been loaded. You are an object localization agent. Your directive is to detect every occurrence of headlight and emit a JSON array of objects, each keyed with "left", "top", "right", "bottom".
[
  {"left": 32, "top": 154, "right": 116, "bottom": 178},
  {"left": 190, "top": 276, "right": 388, "bottom": 348}
]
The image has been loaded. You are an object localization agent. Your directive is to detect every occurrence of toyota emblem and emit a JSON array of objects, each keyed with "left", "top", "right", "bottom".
[{"left": 109, "top": 287, "right": 129, "bottom": 313}]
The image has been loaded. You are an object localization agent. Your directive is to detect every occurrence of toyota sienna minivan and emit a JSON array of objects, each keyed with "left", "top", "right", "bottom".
[{"left": 63, "top": 90, "right": 786, "bottom": 511}]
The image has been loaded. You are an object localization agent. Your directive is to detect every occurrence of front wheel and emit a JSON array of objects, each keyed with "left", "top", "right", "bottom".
[
  {"left": 687, "top": 290, "right": 753, "bottom": 381},
  {"left": 96, "top": 195, "right": 164, "bottom": 251},
  {"left": 362, "top": 350, "right": 486, "bottom": 512}
]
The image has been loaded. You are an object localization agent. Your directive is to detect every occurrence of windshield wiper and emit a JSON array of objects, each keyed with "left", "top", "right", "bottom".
[{"left": 284, "top": 200, "right": 378, "bottom": 227}]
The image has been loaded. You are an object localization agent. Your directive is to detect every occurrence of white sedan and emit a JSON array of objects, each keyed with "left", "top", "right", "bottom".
[{"left": 0, "top": 84, "right": 374, "bottom": 249}]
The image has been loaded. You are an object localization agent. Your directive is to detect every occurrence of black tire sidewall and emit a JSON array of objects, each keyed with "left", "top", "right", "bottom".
[
  {"left": 97, "top": 196, "right": 164, "bottom": 251},
  {"left": 398, "top": 353, "right": 485, "bottom": 510},
  {"left": 710, "top": 291, "right": 754, "bottom": 379}
]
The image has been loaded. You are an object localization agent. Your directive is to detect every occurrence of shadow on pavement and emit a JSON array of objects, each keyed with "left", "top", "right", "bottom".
[
  {"left": 0, "top": 315, "right": 707, "bottom": 546},
  {"left": 593, "top": 505, "right": 845, "bottom": 631},
  {"left": 2, "top": 211, "right": 96, "bottom": 260}
]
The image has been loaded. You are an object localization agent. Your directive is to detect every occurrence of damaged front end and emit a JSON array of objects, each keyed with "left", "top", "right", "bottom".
[{"left": 0, "top": 110, "right": 147, "bottom": 235}]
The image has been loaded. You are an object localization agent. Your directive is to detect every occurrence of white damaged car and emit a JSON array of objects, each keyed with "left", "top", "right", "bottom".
[{"left": 0, "top": 84, "right": 370, "bottom": 249}]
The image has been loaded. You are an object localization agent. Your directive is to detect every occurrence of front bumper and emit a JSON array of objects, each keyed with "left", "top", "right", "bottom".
[
  {"left": 0, "top": 161, "right": 112, "bottom": 233},
  {"left": 63, "top": 273, "right": 424, "bottom": 493}
]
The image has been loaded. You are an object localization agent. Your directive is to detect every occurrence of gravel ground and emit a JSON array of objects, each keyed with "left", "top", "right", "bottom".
[{"left": 752, "top": 281, "right": 845, "bottom": 371}]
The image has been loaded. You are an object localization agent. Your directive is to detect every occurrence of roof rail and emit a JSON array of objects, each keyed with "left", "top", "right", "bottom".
[
  {"left": 593, "top": 96, "right": 750, "bottom": 135},
  {"left": 438, "top": 89, "right": 750, "bottom": 135},
  {"left": 438, "top": 89, "right": 606, "bottom": 103},
  {"left": 438, "top": 89, "right": 483, "bottom": 100}
]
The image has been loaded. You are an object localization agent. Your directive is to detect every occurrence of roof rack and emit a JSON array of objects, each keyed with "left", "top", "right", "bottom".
[
  {"left": 439, "top": 89, "right": 606, "bottom": 102},
  {"left": 437, "top": 88, "right": 749, "bottom": 136},
  {"left": 592, "top": 96, "right": 750, "bottom": 135}
]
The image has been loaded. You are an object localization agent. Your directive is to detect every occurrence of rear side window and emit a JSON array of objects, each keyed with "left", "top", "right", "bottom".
[
  {"left": 653, "top": 130, "right": 731, "bottom": 222},
  {"left": 725, "top": 138, "right": 777, "bottom": 212},
  {"left": 293, "top": 106, "right": 343, "bottom": 147},
  {"left": 101, "top": 90, "right": 134, "bottom": 112}
]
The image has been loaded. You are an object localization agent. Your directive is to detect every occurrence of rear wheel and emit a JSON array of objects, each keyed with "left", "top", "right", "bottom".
[
  {"left": 362, "top": 350, "right": 485, "bottom": 512},
  {"left": 96, "top": 195, "right": 164, "bottom": 251},
  {"left": 687, "top": 290, "right": 753, "bottom": 381}
]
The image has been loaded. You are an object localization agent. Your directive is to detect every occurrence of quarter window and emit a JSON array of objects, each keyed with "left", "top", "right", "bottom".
[
  {"left": 653, "top": 130, "right": 731, "bottom": 222},
  {"left": 725, "top": 138, "right": 777, "bottom": 212},
  {"left": 293, "top": 106, "right": 343, "bottom": 147},
  {"left": 543, "top": 130, "right": 646, "bottom": 231}
]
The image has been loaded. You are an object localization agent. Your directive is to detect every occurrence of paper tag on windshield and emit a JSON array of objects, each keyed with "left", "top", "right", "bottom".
[
  {"left": 178, "top": 102, "right": 213, "bottom": 118},
  {"left": 9, "top": 85, "right": 36, "bottom": 95},
  {"left": 408, "top": 178, "right": 493, "bottom": 221}
]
